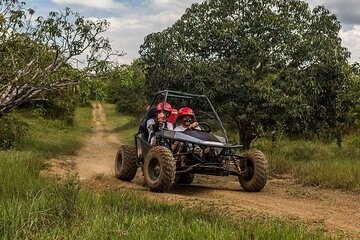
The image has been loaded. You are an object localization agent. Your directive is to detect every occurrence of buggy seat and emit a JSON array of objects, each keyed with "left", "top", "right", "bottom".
[{"left": 139, "top": 107, "right": 157, "bottom": 141}]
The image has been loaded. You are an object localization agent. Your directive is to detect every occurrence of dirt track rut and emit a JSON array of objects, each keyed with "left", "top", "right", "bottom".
[{"left": 56, "top": 103, "right": 360, "bottom": 239}]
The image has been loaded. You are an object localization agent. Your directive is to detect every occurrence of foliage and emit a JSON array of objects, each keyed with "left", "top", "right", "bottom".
[
  {"left": 0, "top": 115, "right": 28, "bottom": 149},
  {"left": 31, "top": 88, "right": 78, "bottom": 125},
  {"left": 105, "top": 60, "right": 147, "bottom": 116},
  {"left": 348, "top": 63, "right": 360, "bottom": 129},
  {"left": 0, "top": 0, "right": 121, "bottom": 117},
  {"left": 140, "top": 0, "right": 354, "bottom": 149},
  {"left": 76, "top": 77, "right": 107, "bottom": 106}
]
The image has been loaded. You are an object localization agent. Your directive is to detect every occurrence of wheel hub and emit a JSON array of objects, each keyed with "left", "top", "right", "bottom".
[
  {"left": 148, "top": 157, "right": 161, "bottom": 181},
  {"left": 154, "top": 165, "right": 160, "bottom": 174}
]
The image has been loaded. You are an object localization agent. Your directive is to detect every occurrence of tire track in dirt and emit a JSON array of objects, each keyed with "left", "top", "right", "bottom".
[{"left": 51, "top": 103, "right": 360, "bottom": 239}]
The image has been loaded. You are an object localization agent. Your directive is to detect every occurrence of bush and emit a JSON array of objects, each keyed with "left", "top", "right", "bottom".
[
  {"left": 76, "top": 77, "right": 107, "bottom": 106},
  {"left": 32, "top": 89, "right": 77, "bottom": 125},
  {"left": 0, "top": 116, "right": 29, "bottom": 150}
]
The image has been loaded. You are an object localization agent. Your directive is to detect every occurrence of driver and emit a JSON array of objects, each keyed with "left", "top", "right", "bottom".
[
  {"left": 174, "top": 107, "right": 200, "bottom": 131},
  {"left": 147, "top": 102, "right": 174, "bottom": 145}
]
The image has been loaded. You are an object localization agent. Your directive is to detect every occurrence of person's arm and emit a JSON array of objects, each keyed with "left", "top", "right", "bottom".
[
  {"left": 189, "top": 121, "right": 199, "bottom": 130},
  {"left": 147, "top": 118, "right": 158, "bottom": 132}
]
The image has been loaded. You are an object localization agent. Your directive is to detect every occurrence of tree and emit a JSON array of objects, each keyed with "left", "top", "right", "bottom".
[
  {"left": 140, "top": 0, "right": 353, "bottom": 148},
  {"left": 0, "top": 0, "right": 122, "bottom": 116},
  {"left": 105, "top": 59, "right": 147, "bottom": 116}
]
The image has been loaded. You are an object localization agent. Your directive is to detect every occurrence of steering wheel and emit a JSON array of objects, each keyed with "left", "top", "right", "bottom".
[{"left": 197, "top": 122, "right": 211, "bottom": 133}]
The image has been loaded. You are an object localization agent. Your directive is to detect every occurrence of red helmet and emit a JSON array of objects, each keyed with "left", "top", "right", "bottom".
[
  {"left": 178, "top": 107, "right": 195, "bottom": 117},
  {"left": 156, "top": 102, "right": 172, "bottom": 112},
  {"left": 168, "top": 108, "right": 178, "bottom": 124}
]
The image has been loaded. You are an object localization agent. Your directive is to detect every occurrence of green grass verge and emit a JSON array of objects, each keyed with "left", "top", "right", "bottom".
[
  {"left": 0, "top": 107, "right": 92, "bottom": 200},
  {"left": 253, "top": 136, "right": 360, "bottom": 192},
  {"left": 2, "top": 175, "right": 330, "bottom": 239},
  {"left": 103, "top": 103, "right": 139, "bottom": 144}
]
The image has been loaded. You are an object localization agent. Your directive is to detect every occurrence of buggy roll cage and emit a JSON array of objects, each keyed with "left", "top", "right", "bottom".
[
  {"left": 148, "top": 90, "right": 229, "bottom": 143},
  {"left": 134, "top": 90, "right": 235, "bottom": 166}
]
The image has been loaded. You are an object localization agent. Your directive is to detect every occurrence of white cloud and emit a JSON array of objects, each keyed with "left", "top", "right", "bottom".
[
  {"left": 49, "top": 0, "right": 203, "bottom": 64},
  {"left": 306, "top": 0, "right": 360, "bottom": 62},
  {"left": 106, "top": 17, "right": 144, "bottom": 31},
  {"left": 340, "top": 26, "right": 360, "bottom": 62},
  {"left": 83, "top": 0, "right": 202, "bottom": 64},
  {"left": 151, "top": 0, "right": 170, "bottom": 7},
  {"left": 51, "top": 0, "right": 126, "bottom": 11}
]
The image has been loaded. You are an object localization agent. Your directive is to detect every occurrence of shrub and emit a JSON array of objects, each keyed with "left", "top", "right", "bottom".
[
  {"left": 76, "top": 77, "right": 107, "bottom": 106},
  {"left": 32, "top": 89, "right": 77, "bottom": 125},
  {"left": 0, "top": 116, "right": 29, "bottom": 150}
]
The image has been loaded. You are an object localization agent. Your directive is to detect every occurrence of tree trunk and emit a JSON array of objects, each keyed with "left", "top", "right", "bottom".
[
  {"left": 235, "top": 119, "right": 256, "bottom": 150},
  {"left": 335, "top": 130, "right": 342, "bottom": 148}
]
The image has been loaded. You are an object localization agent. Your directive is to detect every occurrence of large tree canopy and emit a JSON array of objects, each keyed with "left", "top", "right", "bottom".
[
  {"left": 140, "top": 0, "right": 354, "bottom": 148},
  {"left": 0, "top": 0, "right": 121, "bottom": 116}
]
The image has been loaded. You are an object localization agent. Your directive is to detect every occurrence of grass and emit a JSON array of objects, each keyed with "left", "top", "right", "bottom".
[
  {"left": 103, "top": 103, "right": 139, "bottom": 144},
  {"left": 1, "top": 179, "right": 330, "bottom": 239},
  {"left": 0, "top": 107, "right": 93, "bottom": 238},
  {"left": 0, "top": 107, "right": 92, "bottom": 200},
  {"left": 0, "top": 103, "right": 334, "bottom": 239},
  {"left": 253, "top": 135, "right": 360, "bottom": 192}
]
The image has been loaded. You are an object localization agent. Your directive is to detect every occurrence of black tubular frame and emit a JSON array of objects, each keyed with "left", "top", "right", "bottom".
[
  {"left": 134, "top": 90, "right": 235, "bottom": 167},
  {"left": 148, "top": 90, "right": 229, "bottom": 143}
]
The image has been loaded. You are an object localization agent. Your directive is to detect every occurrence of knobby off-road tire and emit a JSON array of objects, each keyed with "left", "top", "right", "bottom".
[
  {"left": 144, "top": 146, "right": 176, "bottom": 192},
  {"left": 239, "top": 148, "right": 268, "bottom": 192},
  {"left": 174, "top": 173, "right": 195, "bottom": 185},
  {"left": 115, "top": 145, "right": 137, "bottom": 181}
]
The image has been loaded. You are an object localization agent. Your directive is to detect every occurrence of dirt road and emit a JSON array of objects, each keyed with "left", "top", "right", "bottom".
[{"left": 49, "top": 103, "right": 360, "bottom": 239}]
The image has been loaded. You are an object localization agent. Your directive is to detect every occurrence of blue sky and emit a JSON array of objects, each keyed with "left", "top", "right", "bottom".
[{"left": 28, "top": 0, "right": 360, "bottom": 64}]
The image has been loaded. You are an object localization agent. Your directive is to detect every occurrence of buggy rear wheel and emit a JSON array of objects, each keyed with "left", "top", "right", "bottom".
[
  {"left": 239, "top": 149, "right": 268, "bottom": 192},
  {"left": 144, "top": 146, "right": 176, "bottom": 192},
  {"left": 175, "top": 173, "right": 195, "bottom": 185},
  {"left": 114, "top": 145, "right": 137, "bottom": 181}
]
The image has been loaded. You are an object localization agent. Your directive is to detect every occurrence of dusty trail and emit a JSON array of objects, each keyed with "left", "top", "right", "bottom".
[
  {"left": 74, "top": 103, "right": 119, "bottom": 180},
  {"left": 51, "top": 103, "right": 360, "bottom": 239}
]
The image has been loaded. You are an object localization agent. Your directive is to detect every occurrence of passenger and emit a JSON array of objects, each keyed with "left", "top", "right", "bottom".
[
  {"left": 174, "top": 107, "right": 200, "bottom": 131},
  {"left": 147, "top": 102, "right": 174, "bottom": 145},
  {"left": 173, "top": 107, "right": 213, "bottom": 156},
  {"left": 172, "top": 107, "right": 200, "bottom": 151}
]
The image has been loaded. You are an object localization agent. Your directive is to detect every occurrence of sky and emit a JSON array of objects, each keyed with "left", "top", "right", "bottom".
[{"left": 28, "top": 0, "right": 360, "bottom": 64}]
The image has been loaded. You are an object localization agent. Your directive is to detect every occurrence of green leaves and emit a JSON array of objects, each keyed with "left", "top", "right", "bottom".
[
  {"left": 105, "top": 60, "right": 147, "bottom": 116},
  {"left": 0, "top": 0, "right": 119, "bottom": 116}
]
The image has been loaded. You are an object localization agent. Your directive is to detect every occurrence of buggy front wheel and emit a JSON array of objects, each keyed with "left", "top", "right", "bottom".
[
  {"left": 239, "top": 149, "right": 268, "bottom": 192},
  {"left": 143, "top": 146, "right": 176, "bottom": 192}
]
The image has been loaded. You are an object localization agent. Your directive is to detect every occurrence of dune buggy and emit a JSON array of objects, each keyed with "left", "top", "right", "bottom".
[{"left": 115, "top": 90, "right": 268, "bottom": 192}]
